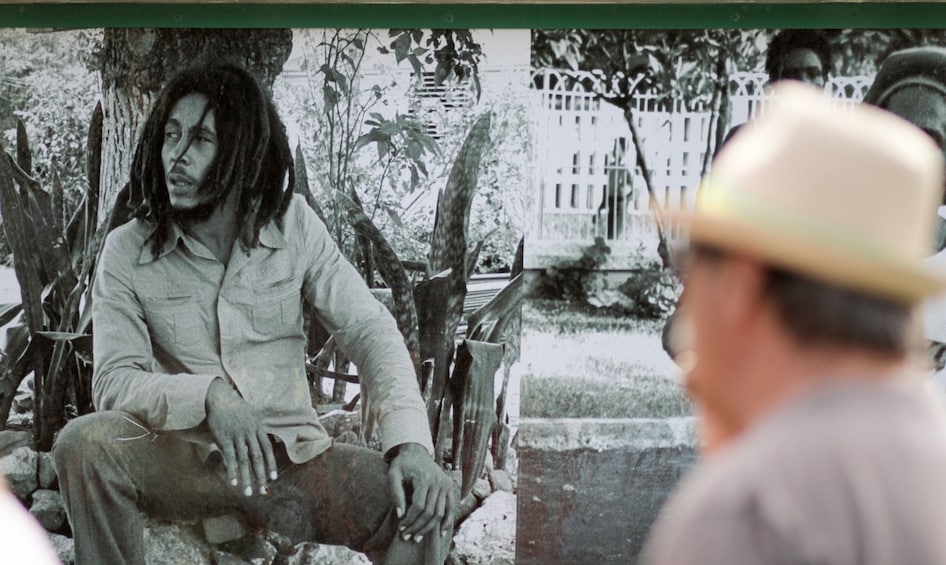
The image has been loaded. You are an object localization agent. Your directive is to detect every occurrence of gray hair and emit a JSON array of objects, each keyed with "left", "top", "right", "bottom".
[{"left": 764, "top": 268, "right": 917, "bottom": 356}]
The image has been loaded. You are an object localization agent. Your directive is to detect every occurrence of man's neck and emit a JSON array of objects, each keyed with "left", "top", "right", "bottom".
[
  {"left": 180, "top": 196, "right": 240, "bottom": 265},
  {"left": 736, "top": 335, "right": 910, "bottom": 432}
]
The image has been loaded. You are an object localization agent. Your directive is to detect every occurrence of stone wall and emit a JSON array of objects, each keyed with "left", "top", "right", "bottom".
[{"left": 516, "top": 417, "right": 697, "bottom": 563}]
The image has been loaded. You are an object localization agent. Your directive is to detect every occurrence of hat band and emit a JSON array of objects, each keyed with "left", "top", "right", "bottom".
[{"left": 698, "top": 181, "right": 917, "bottom": 265}]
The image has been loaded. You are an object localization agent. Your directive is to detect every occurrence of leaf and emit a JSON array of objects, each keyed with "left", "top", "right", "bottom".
[
  {"left": 352, "top": 36, "right": 364, "bottom": 51},
  {"left": 406, "top": 140, "right": 422, "bottom": 161},
  {"left": 322, "top": 84, "right": 339, "bottom": 108},
  {"left": 35, "top": 331, "right": 88, "bottom": 342},
  {"left": 353, "top": 130, "right": 389, "bottom": 152},
  {"left": 377, "top": 139, "right": 390, "bottom": 161},
  {"left": 0, "top": 303, "right": 23, "bottom": 328},
  {"left": 407, "top": 54, "right": 423, "bottom": 77},
  {"left": 384, "top": 205, "right": 405, "bottom": 229},
  {"left": 15, "top": 120, "right": 32, "bottom": 175},
  {"left": 392, "top": 33, "right": 411, "bottom": 64}
]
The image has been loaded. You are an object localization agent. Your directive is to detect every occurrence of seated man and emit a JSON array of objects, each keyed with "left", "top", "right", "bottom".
[
  {"left": 52, "top": 62, "right": 456, "bottom": 565},
  {"left": 644, "top": 83, "right": 946, "bottom": 563}
]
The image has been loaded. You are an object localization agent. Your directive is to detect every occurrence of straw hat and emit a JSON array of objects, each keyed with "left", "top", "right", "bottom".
[{"left": 686, "top": 82, "right": 946, "bottom": 304}]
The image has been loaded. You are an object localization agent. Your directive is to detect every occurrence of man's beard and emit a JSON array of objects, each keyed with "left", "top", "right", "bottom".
[{"left": 170, "top": 196, "right": 220, "bottom": 227}]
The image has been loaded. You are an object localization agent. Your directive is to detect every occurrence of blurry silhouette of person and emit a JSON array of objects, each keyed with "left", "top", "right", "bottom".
[{"left": 643, "top": 84, "right": 946, "bottom": 564}]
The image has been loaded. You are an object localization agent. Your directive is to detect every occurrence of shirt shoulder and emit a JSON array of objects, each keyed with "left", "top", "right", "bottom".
[{"left": 101, "top": 219, "right": 153, "bottom": 264}]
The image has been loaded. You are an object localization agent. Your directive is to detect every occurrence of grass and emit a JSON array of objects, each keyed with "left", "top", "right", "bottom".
[{"left": 521, "top": 298, "right": 692, "bottom": 419}]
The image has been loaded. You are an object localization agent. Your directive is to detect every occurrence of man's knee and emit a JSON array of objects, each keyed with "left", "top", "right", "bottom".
[{"left": 52, "top": 411, "right": 144, "bottom": 475}]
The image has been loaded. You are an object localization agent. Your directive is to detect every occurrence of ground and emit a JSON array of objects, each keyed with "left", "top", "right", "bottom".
[{"left": 520, "top": 298, "right": 691, "bottom": 419}]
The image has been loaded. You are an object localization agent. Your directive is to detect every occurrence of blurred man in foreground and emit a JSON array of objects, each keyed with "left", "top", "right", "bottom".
[{"left": 642, "top": 83, "right": 946, "bottom": 564}]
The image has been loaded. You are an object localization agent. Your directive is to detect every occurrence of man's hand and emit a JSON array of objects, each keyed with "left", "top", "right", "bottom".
[
  {"left": 388, "top": 443, "right": 458, "bottom": 543},
  {"left": 205, "top": 378, "right": 278, "bottom": 496}
]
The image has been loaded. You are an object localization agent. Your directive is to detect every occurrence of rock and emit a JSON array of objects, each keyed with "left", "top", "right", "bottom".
[
  {"left": 49, "top": 533, "right": 75, "bottom": 565},
  {"left": 37, "top": 451, "right": 58, "bottom": 490},
  {"left": 0, "top": 446, "right": 38, "bottom": 501},
  {"left": 0, "top": 430, "right": 31, "bottom": 458},
  {"left": 452, "top": 491, "right": 516, "bottom": 565},
  {"left": 489, "top": 469, "right": 514, "bottom": 493},
  {"left": 30, "top": 489, "right": 65, "bottom": 532},
  {"left": 282, "top": 542, "right": 371, "bottom": 565},
  {"left": 14, "top": 374, "right": 34, "bottom": 414},
  {"left": 471, "top": 478, "right": 491, "bottom": 501},
  {"left": 504, "top": 445, "right": 519, "bottom": 485},
  {"left": 144, "top": 522, "right": 214, "bottom": 565},
  {"left": 335, "top": 430, "right": 363, "bottom": 447},
  {"left": 215, "top": 530, "right": 277, "bottom": 563},
  {"left": 318, "top": 410, "right": 362, "bottom": 440},
  {"left": 210, "top": 549, "right": 254, "bottom": 565}
]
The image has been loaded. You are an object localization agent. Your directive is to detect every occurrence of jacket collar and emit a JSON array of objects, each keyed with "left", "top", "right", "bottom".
[{"left": 138, "top": 217, "right": 287, "bottom": 265}]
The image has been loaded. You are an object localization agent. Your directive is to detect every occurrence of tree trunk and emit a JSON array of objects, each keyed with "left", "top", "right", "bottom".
[
  {"left": 621, "top": 106, "right": 672, "bottom": 270},
  {"left": 98, "top": 29, "right": 293, "bottom": 222}
]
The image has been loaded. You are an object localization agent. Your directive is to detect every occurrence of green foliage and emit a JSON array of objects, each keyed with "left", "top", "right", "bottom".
[
  {"left": 280, "top": 29, "right": 520, "bottom": 275},
  {"left": 0, "top": 29, "right": 101, "bottom": 266},
  {"left": 535, "top": 237, "right": 611, "bottom": 302},
  {"left": 282, "top": 29, "right": 450, "bottom": 270},
  {"left": 382, "top": 29, "right": 483, "bottom": 100},
  {"left": 532, "top": 29, "right": 766, "bottom": 110},
  {"left": 616, "top": 261, "right": 680, "bottom": 320},
  {"left": 0, "top": 116, "right": 104, "bottom": 448}
]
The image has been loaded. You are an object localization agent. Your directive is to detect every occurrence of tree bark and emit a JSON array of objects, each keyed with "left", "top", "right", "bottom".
[{"left": 98, "top": 29, "right": 293, "bottom": 222}]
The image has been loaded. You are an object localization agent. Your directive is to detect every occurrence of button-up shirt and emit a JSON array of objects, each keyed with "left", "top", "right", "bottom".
[{"left": 91, "top": 194, "right": 433, "bottom": 463}]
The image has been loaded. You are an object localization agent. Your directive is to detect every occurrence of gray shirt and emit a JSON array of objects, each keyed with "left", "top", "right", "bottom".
[{"left": 641, "top": 376, "right": 946, "bottom": 565}]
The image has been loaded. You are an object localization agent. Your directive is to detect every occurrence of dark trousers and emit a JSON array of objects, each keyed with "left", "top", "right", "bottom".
[{"left": 52, "top": 411, "right": 447, "bottom": 565}]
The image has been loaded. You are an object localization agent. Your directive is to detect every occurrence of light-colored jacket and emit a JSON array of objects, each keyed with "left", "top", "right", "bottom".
[{"left": 91, "top": 194, "right": 432, "bottom": 463}]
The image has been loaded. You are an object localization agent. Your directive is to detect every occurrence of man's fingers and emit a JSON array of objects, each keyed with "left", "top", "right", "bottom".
[
  {"left": 413, "top": 484, "right": 445, "bottom": 540},
  {"left": 220, "top": 441, "right": 238, "bottom": 488},
  {"left": 235, "top": 439, "right": 252, "bottom": 496},
  {"left": 247, "top": 434, "right": 267, "bottom": 494},
  {"left": 401, "top": 479, "right": 431, "bottom": 536},
  {"left": 388, "top": 466, "right": 407, "bottom": 521},
  {"left": 258, "top": 430, "right": 278, "bottom": 482},
  {"left": 440, "top": 483, "right": 457, "bottom": 536}
]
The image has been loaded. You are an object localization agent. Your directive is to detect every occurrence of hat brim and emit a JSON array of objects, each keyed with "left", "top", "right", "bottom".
[{"left": 672, "top": 208, "right": 946, "bottom": 304}]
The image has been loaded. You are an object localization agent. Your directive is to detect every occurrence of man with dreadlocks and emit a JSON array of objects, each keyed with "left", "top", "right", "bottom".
[{"left": 52, "top": 63, "right": 456, "bottom": 565}]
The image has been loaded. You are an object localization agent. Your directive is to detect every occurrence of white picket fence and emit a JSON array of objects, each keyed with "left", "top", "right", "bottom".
[{"left": 531, "top": 68, "right": 874, "bottom": 246}]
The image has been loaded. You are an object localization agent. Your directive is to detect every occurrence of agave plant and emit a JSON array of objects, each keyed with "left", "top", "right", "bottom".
[
  {"left": 0, "top": 104, "right": 107, "bottom": 451},
  {"left": 300, "top": 112, "right": 522, "bottom": 496}
]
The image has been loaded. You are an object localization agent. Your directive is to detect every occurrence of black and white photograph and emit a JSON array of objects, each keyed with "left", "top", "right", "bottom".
[
  {"left": 520, "top": 27, "right": 946, "bottom": 564},
  {"left": 0, "top": 27, "right": 528, "bottom": 564}
]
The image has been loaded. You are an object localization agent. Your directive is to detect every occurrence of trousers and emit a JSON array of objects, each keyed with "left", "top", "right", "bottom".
[{"left": 51, "top": 410, "right": 447, "bottom": 564}]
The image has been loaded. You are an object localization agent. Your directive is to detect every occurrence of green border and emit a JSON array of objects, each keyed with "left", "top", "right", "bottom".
[{"left": 2, "top": 3, "right": 946, "bottom": 30}]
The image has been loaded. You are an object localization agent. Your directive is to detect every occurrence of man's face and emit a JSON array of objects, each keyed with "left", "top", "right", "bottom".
[
  {"left": 884, "top": 86, "right": 946, "bottom": 166},
  {"left": 778, "top": 48, "right": 825, "bottom": 88},
  {"left": 161, "top": 93, "right": 218, "bottom": 210},
  {"left": 680, "top": 248, "right": 740, "bottom": 431}
]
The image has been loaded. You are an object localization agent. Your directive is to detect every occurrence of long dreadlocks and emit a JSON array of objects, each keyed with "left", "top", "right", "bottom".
[{"left": 129, "top": 62, "right": 295, "bottom": 256}]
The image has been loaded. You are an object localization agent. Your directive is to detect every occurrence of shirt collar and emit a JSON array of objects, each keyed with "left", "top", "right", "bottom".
[{"left": 137, "top": 217, "right": 287, "bottom": 265}]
